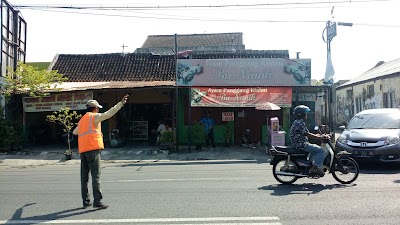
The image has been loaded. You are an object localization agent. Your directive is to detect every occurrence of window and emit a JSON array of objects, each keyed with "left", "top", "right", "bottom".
[
  {"left": 1, "top": 1, "right": 27, "bottom": 77},
  {"left": 383, "top": 92, "right": 395, "bottom": 108},
  {"left": 367, "top": 85, "right": 374, "bottom": 97},
  {"left": 355, "top": 97, "right": 363, "bottom": 113},
  {"left": 348, "top": 112, "right": 400, "bottom": 129},
  {"left": 346, "top": 89, "right": 353, "bottom": 99}
]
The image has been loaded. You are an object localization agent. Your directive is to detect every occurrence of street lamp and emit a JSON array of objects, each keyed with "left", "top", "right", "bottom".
[{"left": 322, "top": 20, "right": 353, "bottom": 84}]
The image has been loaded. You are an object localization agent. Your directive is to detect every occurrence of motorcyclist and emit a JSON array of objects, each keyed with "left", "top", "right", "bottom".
[{"left": 290, "top": 105, "right": 329, "bottom": 176}]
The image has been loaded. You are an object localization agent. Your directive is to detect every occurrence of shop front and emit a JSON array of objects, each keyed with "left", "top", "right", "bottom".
[
  {"left": 21, "top": 84, "right": 174, "bottom": 146},
  {"left": 175, "top": 57, "right": 312, "bottom": 147}
]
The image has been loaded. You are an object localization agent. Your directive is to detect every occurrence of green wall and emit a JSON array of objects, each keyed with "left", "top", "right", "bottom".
[
  {"left": 177, "top": 88, "right": 291, "bottom": 146},
  {"left": 177, "top": 89, "right": 235, "bottom": 145}
]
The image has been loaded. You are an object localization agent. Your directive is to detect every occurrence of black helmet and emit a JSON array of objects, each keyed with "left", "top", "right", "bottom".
[{"left": 293, "top": 105, "right": 310, "bottom": 117}]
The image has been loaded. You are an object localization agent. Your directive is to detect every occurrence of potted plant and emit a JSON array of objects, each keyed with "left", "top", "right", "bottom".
[
  {"left": 159, "top": 130, "right": 173, "bottom": 151},
  {"left": 190, "top": 122, "right": 206, "bottom": 150},
  {"left": 224, "top": 125, "right": 232, "bottom": 147},
  {"left": 46, "top": 107, "right": 82, "bottom": 160}
]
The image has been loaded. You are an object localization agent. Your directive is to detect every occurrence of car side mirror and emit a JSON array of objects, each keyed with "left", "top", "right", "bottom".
[{"left": 314, "top": 126, "right": 319, "bottom": 131}]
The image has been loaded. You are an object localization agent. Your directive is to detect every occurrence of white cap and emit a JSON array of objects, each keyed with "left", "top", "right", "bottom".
[{"left": 86, "top": 100, "right": 103, "bottom": 109}]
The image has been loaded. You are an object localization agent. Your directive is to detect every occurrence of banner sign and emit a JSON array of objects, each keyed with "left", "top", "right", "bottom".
[
  {"left": 222, "top": 112, "right": 234, "bottom": 121},
  {"left": 22, "top": 92, "right": 93, "bottom": 112},
  {"left": 177, "top": 58, "right": 311, "bottom": 86},
  {"left": 191, "top": 87, "right": 292, "bottom": 107}
]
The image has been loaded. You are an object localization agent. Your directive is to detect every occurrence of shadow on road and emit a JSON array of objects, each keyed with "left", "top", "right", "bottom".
[
  {"left": 6, "top": 203, "right": 98, "bottom": 224},
  {"left": 258, "top": 183, "right": 356, "bottom": 195},
  {"left": 358, "top": 162, "right": 400, "bottom": 174}
]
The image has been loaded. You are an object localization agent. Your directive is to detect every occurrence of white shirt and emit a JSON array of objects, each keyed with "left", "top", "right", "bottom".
[{"left": 157, "top": 124, "right": 166, "bottom": 135}]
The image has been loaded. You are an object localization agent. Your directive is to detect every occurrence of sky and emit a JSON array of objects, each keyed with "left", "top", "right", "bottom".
[{"left": 7, "top": 0, "right": 400, "bottom": 82}]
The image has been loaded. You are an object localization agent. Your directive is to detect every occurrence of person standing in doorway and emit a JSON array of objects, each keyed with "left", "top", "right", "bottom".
[
  {"left": 73, "top": 94, "right": 129, "bottom": 209},
  {"left": 156, "top": 120, "right": 167, "bottom": 145},
  {"left": 200, "top": 111, "right": 216, "bottom": 149}
]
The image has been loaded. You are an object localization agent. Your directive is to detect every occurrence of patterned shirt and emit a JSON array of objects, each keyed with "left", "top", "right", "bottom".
[{"left": 290, "top": 119, "right": 309, "bottom": 151}]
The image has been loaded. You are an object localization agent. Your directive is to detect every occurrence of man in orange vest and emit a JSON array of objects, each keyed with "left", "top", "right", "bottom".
[{"left": 73, "top": 94, "right": 129, "bottom": 209}]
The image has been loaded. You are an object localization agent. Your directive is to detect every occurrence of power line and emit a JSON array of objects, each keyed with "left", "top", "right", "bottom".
[
  {"left": 23, "top": 8, "right": 400, "bottom": 27},
  {"left": 24, "top": 8, "right": 328, "bottom": 23},
  {"left": 12, "top": 0, "right": 396, "bottom": 10}
]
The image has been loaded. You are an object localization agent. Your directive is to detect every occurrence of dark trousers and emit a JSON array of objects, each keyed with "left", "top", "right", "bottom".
[
  {"left": 206, "top": 130, "right": 215, "bottom": 148},
  {"left": 80, "top": 150, "right": 102, "bottom": 205}
]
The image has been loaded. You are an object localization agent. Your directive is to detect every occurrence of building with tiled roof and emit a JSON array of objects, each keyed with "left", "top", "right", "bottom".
[
  {"left": 50, "top": 50, "right": 289, "bottom": 83},
  {"left": 50, "top": 53, "right": 176, "bottom": 82},
  {"left": 30, "top": 32, "right": 309, "bottom": 148},
  {"left": 141, "top": 32, "right": 244, "bottom": 51}
]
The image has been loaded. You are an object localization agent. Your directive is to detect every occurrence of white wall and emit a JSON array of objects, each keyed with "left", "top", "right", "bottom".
[{"left": 336, "top": 73, "right": 400, "bottom": 126}]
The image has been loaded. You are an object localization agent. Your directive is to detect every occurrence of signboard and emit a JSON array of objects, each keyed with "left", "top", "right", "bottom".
[
  {"left": 177, "top": 58, "right": 311, "bottom": 86},
  {"left": 327, "top": 22, "right": 337, "bottom": 40},
  {"left": 293, "top": 93, "right": 317, "bottom": 101},
  {"left": 191, "top": 87, "right": 292, "bottom": 107},
  {"left": 22, "top": 92, "right": 93, "bottom": 112},
  {"left": 222, "top": 112, "right": 234, "bottom": 121}
]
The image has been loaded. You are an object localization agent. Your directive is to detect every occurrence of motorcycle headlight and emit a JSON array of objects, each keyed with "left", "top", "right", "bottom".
[
  {"left": 337, "top": 135, "right": 348, "bottom": 145},
  {"left": 385, "top": 136, "right": 400, "bottom": 145}
]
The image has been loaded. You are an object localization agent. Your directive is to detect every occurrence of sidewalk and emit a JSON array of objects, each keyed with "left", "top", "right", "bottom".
[
  {"left": 0, "top": 144, "right": 270, "bottom": 168},
  {"left": 0, "top": 132, "right": 342, "bottom": 169}
]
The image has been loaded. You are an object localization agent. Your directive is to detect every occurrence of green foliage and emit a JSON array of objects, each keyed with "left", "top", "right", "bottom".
[
  {"left": 159, "top": 130, "right": 173, "bottom": 144},
  {"left": 224, "top": 125, "right": 233, "bottom": 146},
  {"left": 224, "top": 125, "right": 232, "bottom": 139},
  {"left": 190, "top": 122, "right": 206, "bottom": 145},
  {"left": 0, "top": 106, "right": 25, "bottom": 150},
  {"left": 2, "top": 62, "right": 67, "bottom": 98},
  {"left": 0, "top": 119, "right": 17, "bottom": 149},
  {"left": 46, "top": 107, "right": 82, "bottom": 154}
]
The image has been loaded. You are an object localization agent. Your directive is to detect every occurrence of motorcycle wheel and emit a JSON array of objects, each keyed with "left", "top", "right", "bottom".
[
  {"left": 272, "top": 159, "right": 299, "bottom": 184},
  {"left": 332, "top": 157, "right": 359, "bottom": 184}
]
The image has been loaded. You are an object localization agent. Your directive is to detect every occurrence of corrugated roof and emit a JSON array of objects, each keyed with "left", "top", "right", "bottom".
[
  {"left": 190, "top": 50, "right": 289, "bottom": 59},
  {"left": 49, "top": 81, "right": 175, "bottom": 92},
  {"left": 141, "top": 32, "right": 244, "bottom": 48},
  {"left": 48, "top": 82, "right": 322, "bottom": 91},
  {"left": 338, "top": 58, "right": 400, "bottom": 88}
]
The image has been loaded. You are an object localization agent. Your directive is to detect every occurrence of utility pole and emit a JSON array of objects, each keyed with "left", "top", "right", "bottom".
[
  {"left": 174, "top": 34, "right": 179, "bottom": 153},
  {"left": 322, "top": 19, "right": 353, "bottom": 133}
]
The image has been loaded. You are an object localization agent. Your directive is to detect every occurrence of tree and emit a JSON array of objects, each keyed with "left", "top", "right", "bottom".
[
  {"left": 46, "top": 107, "right": 82, "bottom": 155},
  {"left": 1, "top": 62, "right": 67, "bottom": 98}
]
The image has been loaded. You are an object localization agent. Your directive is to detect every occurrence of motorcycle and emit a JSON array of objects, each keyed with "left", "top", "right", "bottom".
[{"left": 269, "top": 126, "right": 359, "bottom": 184}]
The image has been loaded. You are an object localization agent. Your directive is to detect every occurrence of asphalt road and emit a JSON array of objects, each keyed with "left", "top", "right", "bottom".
[{"left": 1, "top": 160, "right": 400, "bottom": 225}]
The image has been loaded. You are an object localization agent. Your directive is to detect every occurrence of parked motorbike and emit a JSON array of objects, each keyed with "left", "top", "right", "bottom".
[
  {"left": 269, "top": 126, "right": 359, "bottom": 184},
  {"left": 110, "top": 129, "right": 125, "bottom": 148}
]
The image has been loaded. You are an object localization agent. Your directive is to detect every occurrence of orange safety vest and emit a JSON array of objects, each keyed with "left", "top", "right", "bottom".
[{"left": 77, "top": 113, "right": 104, "bottom": 153}]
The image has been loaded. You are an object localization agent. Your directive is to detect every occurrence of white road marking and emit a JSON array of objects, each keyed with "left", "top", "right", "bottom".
[
  {"left": 0, "top": 216, "right": 281, "bottom": 224},
  {"left": 118, "top": 177, "right": 264, "bottom": 182},
  {"left": 0, "top": 177, "right": 268, "bottom": 184}
]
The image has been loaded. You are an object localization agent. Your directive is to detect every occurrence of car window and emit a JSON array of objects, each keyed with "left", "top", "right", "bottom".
[{"left": 347, "top": 113, "right": 400, "bottom": 129}]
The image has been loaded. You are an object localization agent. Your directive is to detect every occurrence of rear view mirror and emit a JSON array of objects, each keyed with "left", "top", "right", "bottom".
[
  {"left": 314, "top": 126, "right": 319, "bottom": 131},
  {"left": 338, "top": 125, "right": 346, "bottom": 131}
]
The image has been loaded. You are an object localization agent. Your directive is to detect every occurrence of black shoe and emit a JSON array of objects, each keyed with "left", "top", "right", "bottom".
[
  {"left": 82, "top": 202, "right": 92, "bottom": 209},
  {"left": 309, "top": 166, "right": 325, "bottom": 176},
  {"left": 93, "top": 203, "right": 109, "bottom": 209}
]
